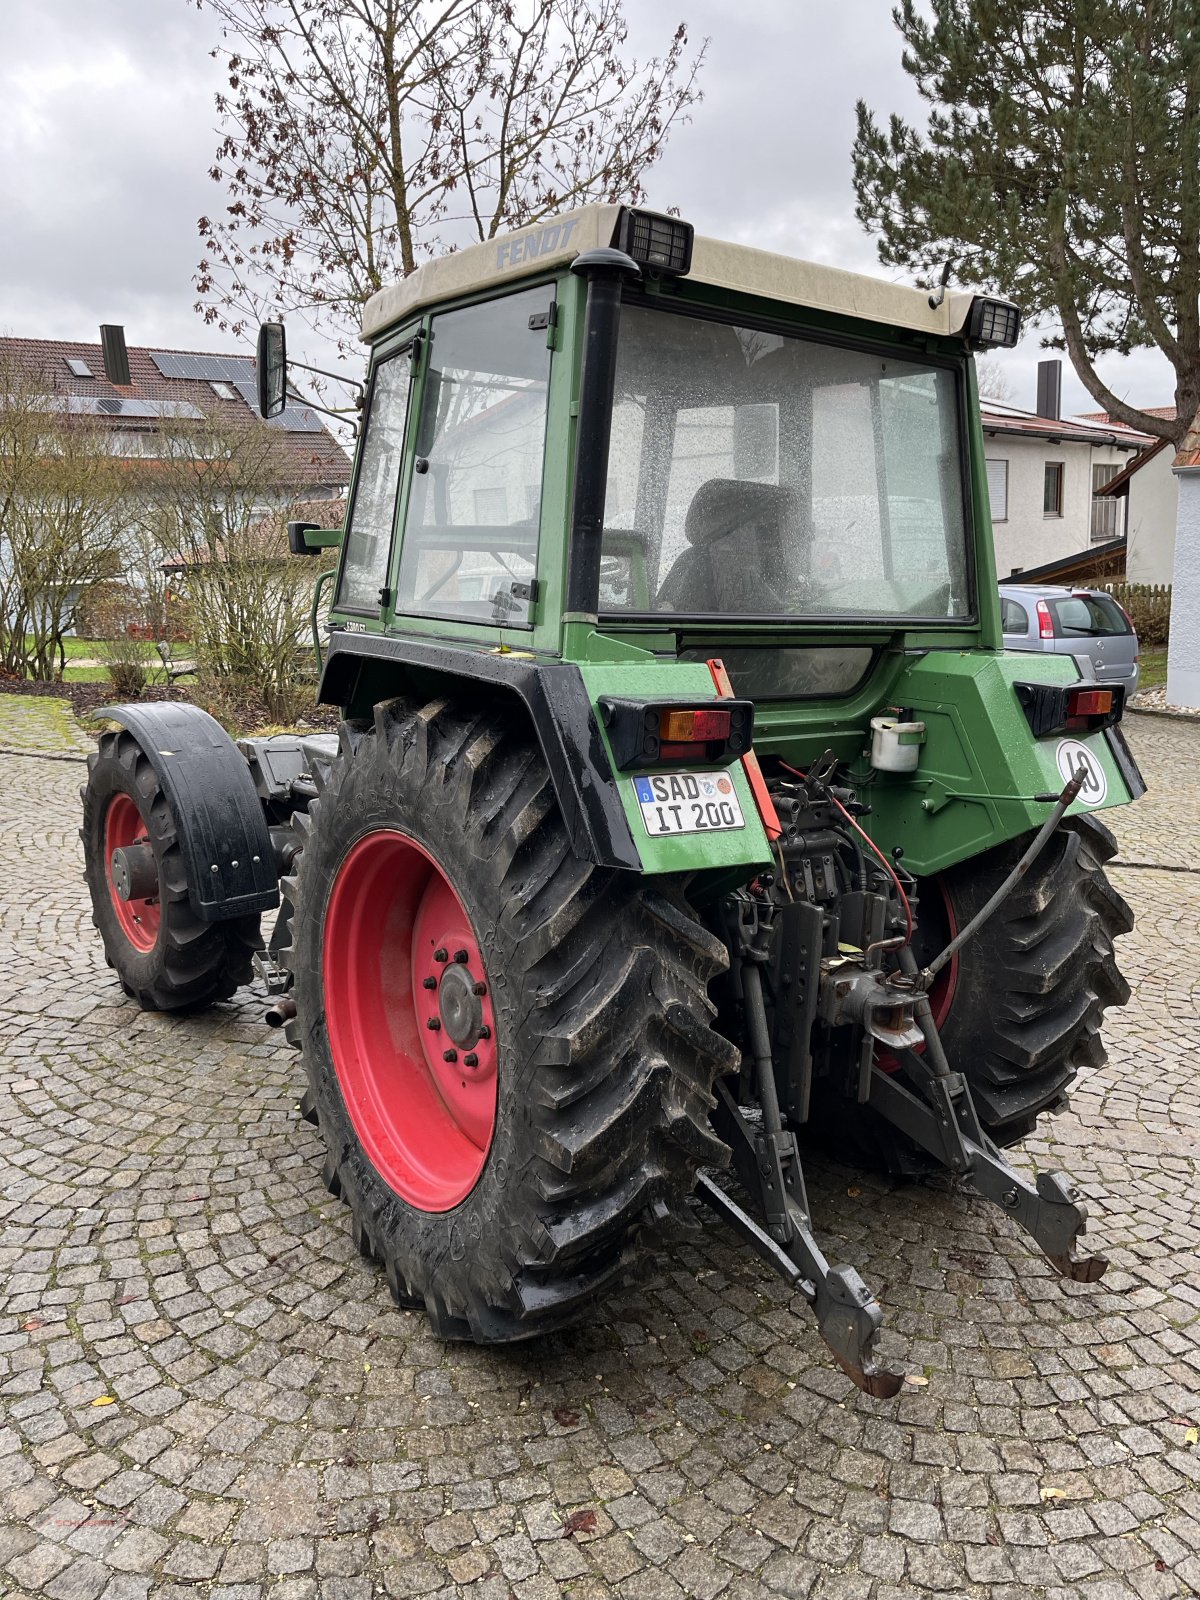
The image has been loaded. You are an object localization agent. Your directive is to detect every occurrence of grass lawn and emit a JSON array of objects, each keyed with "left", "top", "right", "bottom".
[
  {"left": 62, "top": 666, "right": 113, "bottom": 683},
  {"left": 1139, "top": 649, "right": 1167, "bottom": 689}
]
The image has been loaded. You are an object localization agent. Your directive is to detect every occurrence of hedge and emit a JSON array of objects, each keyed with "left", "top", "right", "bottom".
[{"left": 1101, "top": 583, "right": 1172, "bottom": 647}]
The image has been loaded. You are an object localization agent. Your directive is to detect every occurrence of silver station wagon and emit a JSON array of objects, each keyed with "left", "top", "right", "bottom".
[{"left": 999, "top": 584, "right": 1140, "bottom": 696}]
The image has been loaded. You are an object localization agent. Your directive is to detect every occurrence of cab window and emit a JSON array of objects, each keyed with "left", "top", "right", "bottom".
[
  {"left": 396, "top": 286, "right": 554, "bottom": 626},
  {"left": 336, "top": 350, "right": 415, "bottom": 613}
]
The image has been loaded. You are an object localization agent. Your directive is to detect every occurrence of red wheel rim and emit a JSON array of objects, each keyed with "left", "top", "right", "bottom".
[
  {"left": 323, "top": 830, "right": 499, "bottom": 1211},
  {"left": 104, "top": 793, "right": 161, "bottom": 952}
]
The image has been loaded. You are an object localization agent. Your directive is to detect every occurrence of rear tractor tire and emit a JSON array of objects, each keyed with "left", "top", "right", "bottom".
[
  {"left": 81, "top": 730, "right": 261, "bottom": 1012},
  {"left": 282, "top": 696, "right": 736, "bottom": 1340},
  {"left": 805, "top": 815, "right": 1133, "bottom": 1173},
  {"left": 934, "top": 813, "right": 1133, "bottom": 1146}
]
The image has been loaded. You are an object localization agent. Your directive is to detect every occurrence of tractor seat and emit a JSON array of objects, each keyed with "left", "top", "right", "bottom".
[{"left": 657, "top": 479, "right": 798, "bottom": 612}]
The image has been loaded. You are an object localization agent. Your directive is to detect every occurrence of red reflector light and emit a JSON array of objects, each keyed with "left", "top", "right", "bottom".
[
  {"left": 1068, "top": 688, "right": 1113, "bottom": 716},
  {"left": 1036, "top": 599, "right": 1054, "bottom": 639},
  {"left": 661, "top": 707, "right": 731, "bottom": 743}
]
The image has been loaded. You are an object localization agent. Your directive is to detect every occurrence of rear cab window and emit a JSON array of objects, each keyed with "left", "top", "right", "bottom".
[{"left": 1049, "top": 595, "right": 1131, "bottom": 637}]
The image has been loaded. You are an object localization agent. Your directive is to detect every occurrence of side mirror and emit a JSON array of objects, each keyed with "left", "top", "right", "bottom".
[
  {"left": 287, "top": 520, "right": 321, "bottom": 557},
  {"left": 256, "top": 322, "right": 287, "bottom": 419}
]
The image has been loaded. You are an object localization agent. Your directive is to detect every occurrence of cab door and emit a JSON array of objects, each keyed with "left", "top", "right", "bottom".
[{"left": 331, "top": 328, "right": 422, "bottom": 619}]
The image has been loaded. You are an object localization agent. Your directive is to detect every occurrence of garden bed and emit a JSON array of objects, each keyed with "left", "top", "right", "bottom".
[{"left": 0, "top": 673, "right": 338, "bottom": 735}]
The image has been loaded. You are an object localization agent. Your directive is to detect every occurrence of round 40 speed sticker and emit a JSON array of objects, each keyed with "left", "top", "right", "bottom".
[{"left": 1055, "top": 738, "right": 1108, "bottom": 806}]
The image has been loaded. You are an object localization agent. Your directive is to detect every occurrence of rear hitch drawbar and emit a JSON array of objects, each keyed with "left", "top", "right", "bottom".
[
  {"left": 700, "top": 762, "right": 1106, "bottom": 1396},
  {"left": 700, "top": 1048, "right": 1107, "bottom": 1397}
]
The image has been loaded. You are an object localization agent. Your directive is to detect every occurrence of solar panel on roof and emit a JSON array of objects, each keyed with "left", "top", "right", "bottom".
[
  {"left": 232, "top": 378, "right": 323, "bottom": 431},
  {"left": 148, "top": 351, "right": 253, "bottom": 381},
  {"left": 66, "top": 358, "right": 94, "bottom": 378}
]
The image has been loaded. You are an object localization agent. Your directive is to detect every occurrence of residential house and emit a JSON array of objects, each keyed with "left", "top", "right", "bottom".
[
  {"left": 0, "top": 328, "right": 351, "bottom": 627},
  {"left": 1081, "top": 409, "right": 1178, "bottom": 584},
  {"left": 0, "top": 330, "right": 350, "bottom": 488},
  {"left": 980, "top": 361, "right": 1153, "bottom": 576},
  {"left": 1167, "top": 415, "right": 1200, "bottom": 706}
]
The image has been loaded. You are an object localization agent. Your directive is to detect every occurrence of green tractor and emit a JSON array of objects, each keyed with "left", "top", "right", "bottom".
[{"left": 81, "top": 206, "right": 1140, "bottom": 1394}]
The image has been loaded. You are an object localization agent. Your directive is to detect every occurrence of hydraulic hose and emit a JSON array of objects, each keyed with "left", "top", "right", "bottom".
[{"left": 924, "top": 765, "right": 1087, "bottom": 983}]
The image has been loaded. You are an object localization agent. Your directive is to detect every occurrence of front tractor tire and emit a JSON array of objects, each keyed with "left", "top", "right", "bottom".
[
  {"left": 81, "top": 730, "right": 261, "bottom": 1011},
  {"left": 283, "top": 696, "right": 736, "bottom": 1341}
]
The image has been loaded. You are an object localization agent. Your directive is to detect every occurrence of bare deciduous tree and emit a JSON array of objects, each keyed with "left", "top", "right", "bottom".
[
  {"left": 0, "top": 357, "right": 123, "bottom": 680},
  {"left": 194, "top": 0, "right": 705, "bottom": 346},
  {"left": 975, "top": 357, "right": 1015, "bottom": 407},
  {"left": 129, "top": 409, "right": 329, "bottom": 717}
]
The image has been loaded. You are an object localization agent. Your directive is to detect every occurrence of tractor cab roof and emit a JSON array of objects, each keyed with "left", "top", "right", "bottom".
[{"left": 360, "top": 203, "right": 995, "bottom": 347}]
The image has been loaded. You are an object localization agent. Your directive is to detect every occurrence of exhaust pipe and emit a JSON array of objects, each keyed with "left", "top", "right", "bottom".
[{"left": 265, "top": 996, "right": 297, "bottom": 1028}]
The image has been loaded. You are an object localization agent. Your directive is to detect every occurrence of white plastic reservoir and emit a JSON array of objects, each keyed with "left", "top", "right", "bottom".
[{"left": 870, "top": 715, "right": 926, "bottom": 773}]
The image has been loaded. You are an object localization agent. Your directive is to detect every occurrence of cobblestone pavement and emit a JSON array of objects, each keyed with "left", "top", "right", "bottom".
[{"left": 1, "top": 696, "right": 1197, "bottom": 1600}]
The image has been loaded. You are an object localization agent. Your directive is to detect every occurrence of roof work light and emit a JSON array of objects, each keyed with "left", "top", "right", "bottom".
[
  {"left": 615, "top": 209, "right": 694, "bottom": 277},
  {"left": 965, "top": 296, "right": 1022, "bottom": 349}
]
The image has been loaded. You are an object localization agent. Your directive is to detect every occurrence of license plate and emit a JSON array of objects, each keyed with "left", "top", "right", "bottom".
[{"left": 632, "top": 772, "right": 745, "bottom": 836}]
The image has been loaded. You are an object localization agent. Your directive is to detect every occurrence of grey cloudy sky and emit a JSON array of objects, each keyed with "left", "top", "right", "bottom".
[{"left": 0, "top": 0, "right": 1173, "bottom": 417}]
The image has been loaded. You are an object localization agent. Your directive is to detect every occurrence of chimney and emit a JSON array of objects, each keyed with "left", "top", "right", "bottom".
[
  {"left": 1036, "top": 358, "right": 1061, "bottom": 421},
  {"left": 100, "top": 325, "right": 131, "bottom": 387}
]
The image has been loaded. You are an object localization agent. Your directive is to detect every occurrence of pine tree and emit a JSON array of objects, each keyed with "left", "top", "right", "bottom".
[{"left": 853, "top": 0, "right": 1200, "bottom": 442}]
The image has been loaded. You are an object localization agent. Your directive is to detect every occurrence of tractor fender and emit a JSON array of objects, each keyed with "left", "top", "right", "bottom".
[
  {"left": 319, "top": 632, "right": 641, "bottom": 871},
  {"left": 98, "top": 702, "right": 280, "bottom": 921}
]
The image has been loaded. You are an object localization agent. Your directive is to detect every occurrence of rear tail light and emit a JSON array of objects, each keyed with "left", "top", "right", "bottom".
[
  {"left": 1015, "top": 680, "right": 1124, "bottom": 738},
  {"left": 1068, "top": 684, "right": 1120, "bottom": 716},
  {"left": 661, "top": 708, "right": 731, "bottom": 743},
  {"left": 1036, "top": 599, "right": 1054, "bottom": 639},
  {"left": 599, "top": 696, "right": 753, "bottom": 772}
]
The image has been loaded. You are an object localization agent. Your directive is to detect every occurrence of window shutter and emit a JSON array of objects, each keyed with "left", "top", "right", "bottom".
[{"left": 985, "top": 458, "right": 1008, "bottom": 521}]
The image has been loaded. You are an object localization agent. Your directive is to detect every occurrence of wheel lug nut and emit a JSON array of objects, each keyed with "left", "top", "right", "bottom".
[
  {"left": 478, "top": 1025, "right": 491, "bottom": 1040},
  {"left": 422, "top": 976, "right": 437, "bottom": 990},
  {"left": 453, "top": 949, "right": 469, "bottom": 963},
  {"left": 442, "top": 1048, "right": 458, "bottom": 1063},
  {"left": 427, "top": 1018, "right": 441, "bottom": 1031},
  {"left": 464, "top": 1052, "right": 479, "bottom": 1068},
  {"left": 472, "top": 980, "right": 487, "bottom": 996},
  {"left": 433, "top": 947, "right": 447, "bottom": 963}
]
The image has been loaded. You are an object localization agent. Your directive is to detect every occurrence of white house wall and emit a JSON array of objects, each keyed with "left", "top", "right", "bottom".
[
  {"left": 1166, "top": 469, "right": 1200, "bottom": 706},
  {"left": 1125, "top": 447, "right": 1179, "bottom": 584},
  {"left": 982, "top": 435, "right": 1133, "bottom": 575}
]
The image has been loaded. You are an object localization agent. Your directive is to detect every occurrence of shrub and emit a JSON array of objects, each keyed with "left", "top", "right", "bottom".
[
  {"left": 89, "top": 589, "right": 153, "bottom": 698},
  {"left": 1102, "top": 583, "right": 1171, "bottom": 647}
]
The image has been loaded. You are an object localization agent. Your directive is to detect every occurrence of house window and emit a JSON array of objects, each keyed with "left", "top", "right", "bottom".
[
  {"left": 473, "top": 487, "right": 508, "bottom": 524},
  {"left": 1043, "top": 461, "right": 1064, "bottom": 517},
  {"left": 985, "top": 458, "right": 1008, "bottom": 522},
  {"left": 1090, "top": 461, "right": 1124, "bottom": 543}
]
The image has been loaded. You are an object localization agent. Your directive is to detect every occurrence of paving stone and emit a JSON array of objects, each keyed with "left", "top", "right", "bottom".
[{"left": 0, "top": 702, "right": 1196, "bottom": 1600}]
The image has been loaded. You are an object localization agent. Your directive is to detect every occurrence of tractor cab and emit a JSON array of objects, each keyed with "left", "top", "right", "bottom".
[{"left": 306, "top": 205, "right": 1012, "bottom": 662}]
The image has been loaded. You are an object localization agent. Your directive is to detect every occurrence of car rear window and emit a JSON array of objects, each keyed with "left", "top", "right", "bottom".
[{"left": 1048, "top": 594, "right": 1131, "bottom": 637}]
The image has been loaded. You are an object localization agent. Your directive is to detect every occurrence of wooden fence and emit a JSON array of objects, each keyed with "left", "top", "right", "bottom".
[{"left": 1100, "top": 583, "right": 1172, "bottom": 647}]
